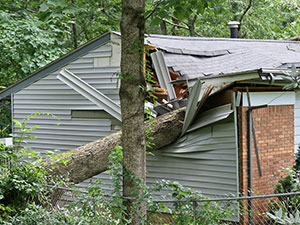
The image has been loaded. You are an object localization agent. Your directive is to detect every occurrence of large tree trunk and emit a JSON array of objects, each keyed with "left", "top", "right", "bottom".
[
  {"left": 120, "top": 0, "right": 146, "bottom": 223},
  {"left": 46, "top": 107, "right": 185, "bottom": 184}
]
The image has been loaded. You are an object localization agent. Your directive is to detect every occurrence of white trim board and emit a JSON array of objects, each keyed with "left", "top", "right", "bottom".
[{"left": 242, "top": 92, "right": 295, "bottom": 107}]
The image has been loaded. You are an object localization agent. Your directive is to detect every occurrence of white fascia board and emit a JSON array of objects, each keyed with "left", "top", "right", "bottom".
[
  {"left": 200, "top": 72, "right": 260, "bottom": 95},
  {"left": 151, "top": 51, "right": 176, "bottom": 100},
  {"left": 202, "top": 72, "right": 260, "bottom": 85},
  {"left": 57, "top": 69, "right": 121, "bottom": 121},
  {"left": 242, "top": 91, "right": 295, "bottom": 107}
]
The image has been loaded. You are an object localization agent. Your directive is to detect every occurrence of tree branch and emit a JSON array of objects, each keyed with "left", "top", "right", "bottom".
[
  {"left": 26, "top": 8, "right": 38, "bottom": 13},
  {"left": 71, "top": 0, "right": 78, "bottom": 49},
  {"left": 187, "top": 14, "right": 198, "bottom": 36},
  {"left": 101, "top": 8, "right": 118, "bottom": 21},
  {"left": 160, "top": 21, "right": 167, "bottom": 35},
  {"left": 239, "top": 0, "right": 253, "bottom": 26},
  {"left": 0, "top": 101, "right": 11, "bottom": 110},
  {"left": 145, "top": 0, "right": 164, "bottom": 20},
  {"left": 167, "top": 14, "right": 200, "bottom": 36},
  {"left": 163, "top": 19, "right": 190, "bottom": 31},
  {"left": 99, "top": 2, "right": 119, "bottom": 21}
]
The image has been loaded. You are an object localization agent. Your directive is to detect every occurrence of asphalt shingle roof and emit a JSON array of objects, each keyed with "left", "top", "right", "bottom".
[{"left": 146, "top": 35, "right": 300, "bottom": 79}]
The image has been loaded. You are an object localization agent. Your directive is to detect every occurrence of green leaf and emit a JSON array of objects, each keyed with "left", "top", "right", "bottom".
[
  {"left": 150, "top": 17, "right": 161, "bottom": 25},
  {"left": 295, "top": 210, "right": 299, "bottom": 221},
  {"left": 39, "top": 2, "right": 50, "bottom": 12},
  {"left": 48, "top": 0, "right": 68, "bottom": 8}
]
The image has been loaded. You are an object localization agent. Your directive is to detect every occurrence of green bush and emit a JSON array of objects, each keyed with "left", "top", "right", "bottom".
[
  {"left": 0, "top": 115, "right": 67, "bottom": 220},
  {"left": 266, "top": 208, "right": 300, "bottom": 225},
  {"left": 267, "top": 163, "right": 300, "bottom": 223},
  {"left": 0, "top": 143, "right": 50, "bottom": 219}
]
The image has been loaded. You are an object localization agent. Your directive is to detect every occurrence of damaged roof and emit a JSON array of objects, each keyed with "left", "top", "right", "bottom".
[
  {"left": 2, "top": 31, "right": 300, "bottom": 100},
  {"left": 146, "top": 35, "right": 300, "bottom": 80}
]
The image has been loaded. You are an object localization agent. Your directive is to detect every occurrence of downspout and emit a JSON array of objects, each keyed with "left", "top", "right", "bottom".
[
  {"left": 246, "top": 92, "right": 253, "bottom": 225},
  {"left": 246, "top": 87, "right": 267, "bottom": 225}
]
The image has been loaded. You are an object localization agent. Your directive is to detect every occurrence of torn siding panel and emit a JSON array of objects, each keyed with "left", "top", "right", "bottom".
[
  {"left": 181, "top": 79, "right": 202, "bottom": 135},
  {"left": 162, "top": 137, "right": 235, "bottom": 154},
  {"left": 162, "top": 151, "right": 235, "bottom": 160},
  {"left": 146, "top": 119, "right": 238, "bottom": 197},
  {"left": 11, "top": 34, "right": 122, "bottom": 196},
  {"left": 49, "top": 67, "right": 120, "bottom": 75},
  {"left": 151, "top": 51, "right": 176, "bottom": 100},
  {"left": 187, "top": 103, "right": 233, "bottom": 133}
]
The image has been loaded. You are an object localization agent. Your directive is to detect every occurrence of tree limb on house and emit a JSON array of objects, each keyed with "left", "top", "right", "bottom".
[{"left": 46, "top": 107, "right": 186, "bottom": 184}]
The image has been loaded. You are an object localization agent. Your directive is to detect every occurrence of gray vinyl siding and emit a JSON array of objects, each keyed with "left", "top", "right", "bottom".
[
  {"left": 147, "top": 120, "right": 237, "bottom": 197},
  {"left": 295, "top": 92, "right": 300, "bottom": 152},
  {"left": 93, "top": 120, "right": 238, "bottom": 223},
  {"left": 13, "top": 41, "right": 121, "bottom": 155},
  {"left": 95, "top": 120, "right": 238, "bottom": 198}
]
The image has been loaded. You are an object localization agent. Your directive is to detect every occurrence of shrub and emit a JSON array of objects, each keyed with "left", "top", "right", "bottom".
[
  {"left": 0, "top": 143, "right": 51, "bottom": 219},
  {"left": 267, "top": 166, "right": 300, "bottom": 223},
  {"left": 0, "top": 115, "right": 66, "bottom": 221}
]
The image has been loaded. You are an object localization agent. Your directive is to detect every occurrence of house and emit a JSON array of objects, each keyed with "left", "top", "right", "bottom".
[{"left": 1, "top": 31, "right": 300, "bottom": 221}]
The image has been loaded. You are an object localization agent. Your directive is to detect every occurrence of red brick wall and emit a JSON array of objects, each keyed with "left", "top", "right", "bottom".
[{"left": 238, "top": 105, "right": 294, "bottom": 224}]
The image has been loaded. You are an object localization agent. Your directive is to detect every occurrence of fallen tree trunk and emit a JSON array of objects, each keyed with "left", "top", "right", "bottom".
[{"left": 46, "top": 107, "right": 186, "bottom": 184}]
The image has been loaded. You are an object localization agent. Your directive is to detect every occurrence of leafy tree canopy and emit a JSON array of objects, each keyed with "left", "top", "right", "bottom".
[
  {"left": 0, "top": 11, "right": 66, "bottom": 87},
  {"left": 1, "top": 0, "right": 300, "bottom": 138},
  {"left": 146, "top": 0, "right": 300, "bottom": 39}
]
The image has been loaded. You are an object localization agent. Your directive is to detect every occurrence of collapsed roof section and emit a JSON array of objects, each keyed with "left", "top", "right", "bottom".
[
  {"left": 146, "top": 35, "right": 300, "bottom": 132},
  {"left": 146, "top": 34, "right": 300, "bottom": 81}
]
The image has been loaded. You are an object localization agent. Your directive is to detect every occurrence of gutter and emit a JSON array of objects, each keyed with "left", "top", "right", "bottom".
[{"left": 170, "top": 67, "right": 299, "bottom": 85}]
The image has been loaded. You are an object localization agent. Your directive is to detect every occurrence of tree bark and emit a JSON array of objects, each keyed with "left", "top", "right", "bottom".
[
  {"left": 187, "top": 15, "right": 198, "bottom": 37},
  {"left": 46, "top": 107, "right": 185, "bottom": 186},
  {"left": 238, "top": 0, "right": 253, "bottom": 38},
  {"left": 120, "top": 0, "right": 146, "bottom": 223},
  {"left": 71, "top": 0, "right": 78, "bottom": 49},
  {"left": 160, "top": 21, "right": 167, "bottom": 35},
  {"left": 171, "top": 17, "right": 180, "bottom": 36}
]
